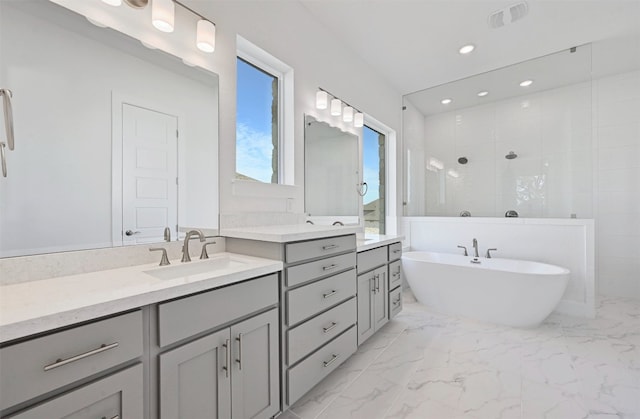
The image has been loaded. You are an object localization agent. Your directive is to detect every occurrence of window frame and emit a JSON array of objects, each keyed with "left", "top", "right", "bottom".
[{"left": 236, "top": 36, "right": 293, "bottom": 185}]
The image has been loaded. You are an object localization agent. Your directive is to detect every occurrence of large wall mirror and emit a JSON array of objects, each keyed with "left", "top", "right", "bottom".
[
  {"left": 304, "top": 115, "right": 361, "bottom": 225},
  {"left": 0, "top": 0, "right": 219, "bottom": 257}
]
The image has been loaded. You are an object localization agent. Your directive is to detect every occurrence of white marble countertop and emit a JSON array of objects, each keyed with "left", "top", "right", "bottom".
[
  {"left": 0, "top": 252, "right": 282, "bottom": 343},
  {"left": 221, "top": 224, "right": 361, "bottom": 243},
  {"left": 356, "top": 234, "right": 405, "bottom": 252}
]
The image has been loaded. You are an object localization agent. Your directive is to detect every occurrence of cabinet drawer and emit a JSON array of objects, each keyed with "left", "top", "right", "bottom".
[
  {"left": 390, "top": 287, "right": 403, "bottom": 319},
  {"left": 389, "top": 242, "right": 402, "bottom": 261},
  {"left": 285, "top": 235, "right": 356, "bottom": 264},
  {"left": 389, "top": 260, "right": 402, "bottom": 289},
  {"left": 287, "top": 297, "right": 356, "bottom": 366},
  {"left": 158, "top": 273, "right": 278, "bottom": 347},
  {"left": 286, "top": 252, "right": 356, "bottom": 287},
  {"left": 287, "top": 326, "right": 357, "bottom": 405},
  {"left": 357, "top": 246, "right": 387, "bottom": 274},
  {"left": 7, "top": 364, "right": 143, "bottom": 419},
  {"left": 287, "top": 269, "right": 356, "bottom": 326},
  {"left": 0, "top": 311, "right": 143, "bottom": 411}
]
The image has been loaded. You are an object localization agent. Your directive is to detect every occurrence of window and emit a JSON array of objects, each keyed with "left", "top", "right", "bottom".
[
  {"left": 235, "top": 37, "right": 293, "bottom": 185},
  {"left": 363, "top": 125, "right": 386, "bottom": 234}
]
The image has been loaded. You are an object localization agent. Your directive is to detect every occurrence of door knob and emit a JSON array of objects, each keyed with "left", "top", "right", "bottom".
[{"left": 125, "top": 230, "right": 140, "bottom": 236}]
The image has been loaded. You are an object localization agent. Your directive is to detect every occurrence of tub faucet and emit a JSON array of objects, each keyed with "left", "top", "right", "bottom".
[
  {"left": 182, "top": 229, "right": 205, "bottom": 262},
  {"left": 457, "top": 245, "right": 468, "bottom": 256},
  {"left": 472, "top": 238, "right": 479, "bottom": 258}
]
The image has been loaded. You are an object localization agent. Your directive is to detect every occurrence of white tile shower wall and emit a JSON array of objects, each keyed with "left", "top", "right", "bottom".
[
  {"left": 402, "top": 217, "right": 596, "bottom": 318},
  {"left": 418, "top": 82, "right": 593, "bottom": 219},
  {"left": 594, "top": 70, "right": 640, "bottom": 299}
]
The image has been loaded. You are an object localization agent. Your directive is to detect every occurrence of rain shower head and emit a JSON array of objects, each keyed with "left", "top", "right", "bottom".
[{"left": 505, "top": 151, "right": 518, "bottom": 160}]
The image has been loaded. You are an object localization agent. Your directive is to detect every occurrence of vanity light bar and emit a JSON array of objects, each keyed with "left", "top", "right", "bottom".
[
  {"left": 316, "top": 87, "right": 365, "bottom": 128},
  {"left": 147, "top": 0, "right": 217, "bottom": 54}
]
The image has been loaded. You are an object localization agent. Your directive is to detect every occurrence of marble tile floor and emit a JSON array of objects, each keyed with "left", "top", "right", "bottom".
[{"left": 281, "top": 292, "right": 639, "bottom": 419}]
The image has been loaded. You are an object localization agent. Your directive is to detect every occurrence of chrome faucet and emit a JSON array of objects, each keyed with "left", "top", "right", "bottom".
[
  {"left": 472, "top": 238, "right": 479, "bottom": 258},
  {"left": 182, "top": 230, "right": 205, "bottom": 262}
]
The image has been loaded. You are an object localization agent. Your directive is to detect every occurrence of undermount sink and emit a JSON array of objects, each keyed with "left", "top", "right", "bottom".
[{"left": 144, "top": 255, "right": 247, "bottom": 280}]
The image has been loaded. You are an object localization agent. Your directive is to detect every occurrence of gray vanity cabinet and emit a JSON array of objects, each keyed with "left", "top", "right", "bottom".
[
  {"left": 0, "top": 310, "right": 143, "bottom": 417},
  {"left": 6, "top": 364, "right": 143, "bottom": 419},
  {"left": 159, "top": 308, "right": 279, "bottom": 419},
  {"left": 230, "top": 308, "right": 280, "bottom": 419},
  {"left": 387, "top": 243, "right": 403, "bottom": 320},
  {"left": 356, "top": 265, "right": 388, "bottom": 345},
  {"left": 225, "top": 233, "right": 358, "bottom": 410},
  {"left": 356, "top": 241, "right": 403, "bottom": 346},
  {"left": 159, "top": 329, "right": 231, "bottom": 419}
]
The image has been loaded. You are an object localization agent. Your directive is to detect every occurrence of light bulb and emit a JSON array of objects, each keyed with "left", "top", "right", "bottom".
[
  {"left": 316, "top": 91, "right": 328, "bottom": 109},
  {"left": 354, "top": 112, "right": 364, "bottom": 128},
  {"left": 458, "top": 44, "right": 475, "bottom": 54},
  {"left": 102, "top": 0, "right": 122, "bottom": 6},
  {"left": 343, "top": 106, "right": 354, "bottom": 122},
  {"left": 196, "top": 20, "right": 216, "bottom": 53},
  {"left": 441, "top": 98, "right": 452, "bottom": 105},
  {"left": 330, "top": 99, "right": 342, "bottom": 116},
  {"left": 519, "top": 79, "right": 533, "bottom": 87},
  {"left": 152, "top": 0, "right": 175, "bottom": 33},
  {"left": 477, "top": 91, "right": 489, "bottom": 97}
]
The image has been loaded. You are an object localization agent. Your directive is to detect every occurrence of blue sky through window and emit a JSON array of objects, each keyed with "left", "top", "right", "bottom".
[
  {"left": 363, "top": 126, "right": 382, "bottom": 205},
  {"left": 236, "top": 58, "right": 277, "bottom": 182}
]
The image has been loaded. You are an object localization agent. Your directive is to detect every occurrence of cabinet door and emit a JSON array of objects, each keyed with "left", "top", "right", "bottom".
[
  {"left": 10, "top": 364, "right": 143, "bottom": 419},
  {"left": 230, "top": 308, "right": 279, "bottom": 419},
  {"left": 373, "top": 266, "right": 389, "bottom": 331},
  {"left": 357, "top": 270, "right": 375, "bottom": 345},
  {"left": 159, "top": 329, "right": 231, "bottom": 419}
]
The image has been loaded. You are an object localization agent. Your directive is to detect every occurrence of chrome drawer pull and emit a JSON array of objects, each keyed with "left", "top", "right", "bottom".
[
  {"left": 44, "top": 342, "right": 119, "bottom": 371},
  {"left": 322, "top": 322, "right": 338, "bottom": 334},
  {"left": 322, "top": 290, "right": 337, "bottom": 299},
  {"left": 393, "top": 249, "right": 401, "bottom": 254},
  {"left": 323, "top": 353, "right": 339, "bottom": 368},
  {"left": 322, "top": 244, "right": 338, "bottom": 251},
  {"left": 222, "top": 339, "right": 230, "bottom": 378},
  {"left": 235, "top": 334, "right": 243, "bottom": 370},
  {"left": 393, "top": 299, "right": 401, "bottom": 307},
  {"left": 322, "top": 264, "right": 337, "bottom": 271}
]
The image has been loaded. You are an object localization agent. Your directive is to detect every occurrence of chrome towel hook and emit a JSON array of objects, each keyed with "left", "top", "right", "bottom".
[
  {"left": 0, "top": 89, "right": 15, "bottom": 151},
  {"left": 357, "top": 182, "right": 368, "bottom": 196}
]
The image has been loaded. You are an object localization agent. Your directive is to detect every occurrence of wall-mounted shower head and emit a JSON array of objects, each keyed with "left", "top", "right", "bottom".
[
  {"left": 505, "top": 151, "right": 518, "bottom": 160},
  {"left": 458, "top": 157, "right": 468, "bottom": 164}
]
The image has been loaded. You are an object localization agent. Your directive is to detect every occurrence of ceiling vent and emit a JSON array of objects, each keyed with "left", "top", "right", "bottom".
[
  {"left": 488, "top": 10, "right": 505, "bottom": 29},
  {"left": 488, "top": 1, "right": 529, "bottom": 29}
]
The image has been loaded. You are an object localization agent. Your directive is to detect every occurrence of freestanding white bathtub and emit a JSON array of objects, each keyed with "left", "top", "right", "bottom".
[{"left": 402, "top": 251, "right": 570, "bottom": 328}]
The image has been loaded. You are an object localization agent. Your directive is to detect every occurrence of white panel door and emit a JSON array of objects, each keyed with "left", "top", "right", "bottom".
[{"left": 122, "top": 104, "right": 178, "bottom": 245}]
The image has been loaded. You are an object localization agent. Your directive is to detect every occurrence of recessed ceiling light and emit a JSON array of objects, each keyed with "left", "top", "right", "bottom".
[
  {"left": 519, "top": 79, "right": 533, "bottom": 87},
  {"left": 477, "top": 91, "right": 489, "bottom": 97},
  {"left": 459, "top": 44, "right": 475, "bottom": 54},
  {"left": 441, "top": 98, "right": 453, "bottom": 105}
]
